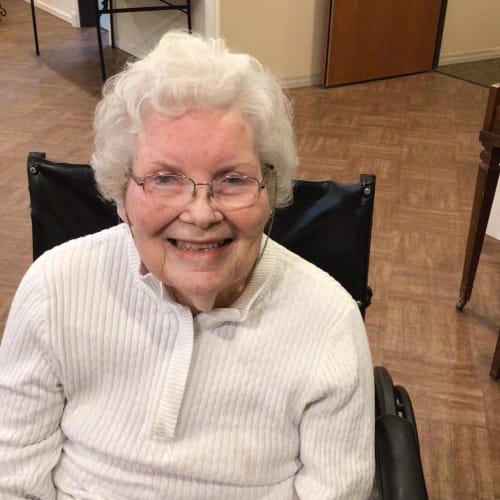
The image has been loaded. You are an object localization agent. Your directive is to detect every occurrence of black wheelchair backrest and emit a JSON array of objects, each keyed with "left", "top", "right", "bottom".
[{"left": 27, "top": 152, "right": 375, "bottom": 315}]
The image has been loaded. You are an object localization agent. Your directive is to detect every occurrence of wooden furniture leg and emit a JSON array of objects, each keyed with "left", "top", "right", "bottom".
[
  {"left": 456, "top": 153, "right": 500, "bottom": 310},
  {"left": 456, "top": 83, "right": 500, "bottom": 381},
  {"left": 491, "top": 329, "right": 500, "bottom": 380},
  {"left": 457, "top": 83, "right": 500, "bottom": 311}
]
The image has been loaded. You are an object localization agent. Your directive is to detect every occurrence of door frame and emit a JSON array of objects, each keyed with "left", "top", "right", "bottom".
[{"left": 433, "top": 0, "right": 448, "bottom": 68}]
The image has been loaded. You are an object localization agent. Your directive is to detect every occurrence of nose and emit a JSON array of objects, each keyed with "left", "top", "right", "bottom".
[{"left": 178, "top": 184, "right": 224, "bottom": 228}]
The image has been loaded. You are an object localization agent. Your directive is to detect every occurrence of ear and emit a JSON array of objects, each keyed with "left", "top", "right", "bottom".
[{"left": 117, "top": 203, "right": 130, "bottom": 225}]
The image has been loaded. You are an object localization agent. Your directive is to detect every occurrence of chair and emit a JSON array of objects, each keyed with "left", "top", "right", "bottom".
[
  {"left": 27, "top": 152, "right": 119, "bottom": 260},
  {"left": 271, "top": 176, "right": 374, "bottom": 317},
  {"left": 29, "top": 0, "right": 191, "bottom": 81},
  {"left": 374, "top": 367, "right": 427, "bottom": 500},
  {"left": 27, "top": 152, "right": 428, "bottom": 500},
  {"left": 456, "top": 82, "right": 500, "bottom": 380}
]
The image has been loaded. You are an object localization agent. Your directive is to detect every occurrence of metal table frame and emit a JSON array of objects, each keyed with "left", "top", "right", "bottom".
[{"left": 30, "top": 0, "right": 191, "bottom": 81}]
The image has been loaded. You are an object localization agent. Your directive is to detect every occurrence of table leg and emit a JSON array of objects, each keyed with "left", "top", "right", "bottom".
[
  {"left": 30, "top": 0, "right": 40, "bottom": 55},
  {"left": 491, "top": 328, "right": 500, "bottom": 380},
  {"left": 457, "top": 147, "right": 500, "bottom": 311}
]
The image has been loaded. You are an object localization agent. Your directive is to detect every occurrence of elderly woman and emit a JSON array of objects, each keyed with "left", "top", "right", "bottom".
[{"left": 0, "top": 31, "right": 374, "bottom": 499}]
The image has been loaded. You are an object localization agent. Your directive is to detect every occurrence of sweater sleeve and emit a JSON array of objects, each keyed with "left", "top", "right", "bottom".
[
  {"left": 0, "top": 263, "right": 64, "bottom": 499},
  {"left": 294, "top": 303, "right": 375, "bottom": 500}
]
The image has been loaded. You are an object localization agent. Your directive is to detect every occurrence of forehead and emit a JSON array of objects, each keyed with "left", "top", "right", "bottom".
[
  {"left": 134, "top": 109, "right": 259, "bottom": 175},
  {"left": 140, "top": 109, "right": 254, "bottom": 148}
]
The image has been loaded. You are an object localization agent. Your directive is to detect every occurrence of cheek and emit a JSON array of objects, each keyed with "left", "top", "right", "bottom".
[
  {"left": 245, "top": 203, "right": 271, "bottom": 237},
  {"left": 230, "top": 210, "right": 270, "bottom": 252},
  {"left": 233, "top": 193, "right": 271, "bottom": 237},
  {"left": 125, "top": 196, "right": 177, "bottom": 235}
]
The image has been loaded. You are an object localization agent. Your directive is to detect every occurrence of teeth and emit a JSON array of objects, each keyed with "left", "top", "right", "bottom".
[{"left": 175, "top": 240, "right": 227, "bottom": 251}]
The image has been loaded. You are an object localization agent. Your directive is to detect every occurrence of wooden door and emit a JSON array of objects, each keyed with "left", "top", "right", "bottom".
[{"left": 323, "top": 0, "right": 446, "bottom": 87}]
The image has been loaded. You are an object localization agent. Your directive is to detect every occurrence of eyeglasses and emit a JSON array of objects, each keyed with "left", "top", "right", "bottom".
[{"left": 128, "top": 171, "right": 267, "bottom": 210}]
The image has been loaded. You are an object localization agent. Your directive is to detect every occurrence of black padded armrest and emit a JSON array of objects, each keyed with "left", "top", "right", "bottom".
[{"left": 375, "top": 415, "right": 428, "bottom": 500}]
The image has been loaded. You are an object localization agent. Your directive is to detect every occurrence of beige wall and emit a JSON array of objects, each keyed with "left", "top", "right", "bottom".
[
  {"left": 34, "top": 0, "right": 500, "bottom": 85},
  {"left": 219, "top": 0, "right": 326, "bottom": 88},
  {"left": 112, "top": 9, "right": 187, "bottom": 58},
  {"left": 220, "top": 1, "right": 500, "bottom": 77},
  {"left": 111, "top": 1, "right": 202, "bottom": 58},
  {"left": 439, "top": 0, "right": 500, "bottom": 64},
  {"left": 487, "top": 188, "right": 500, "bottom": 240},
  {"left": 112, "top": 0, "right": 327, "bottom": 88}
]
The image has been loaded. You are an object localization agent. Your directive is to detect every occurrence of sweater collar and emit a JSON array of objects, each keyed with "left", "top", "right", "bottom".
[
  {"left": 195, "top": 236, "right": 277, "bottom": 329},
  {"left": 124, "top": 224, "right": 278, "bottom": 325}
]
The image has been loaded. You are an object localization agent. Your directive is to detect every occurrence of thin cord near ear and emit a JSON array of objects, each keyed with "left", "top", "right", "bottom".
[
  {"left": 120, "top": 204, "right": 134, "bottom": 238},
  {"left": 257, "top": 164, "right": 277, "bottom": 262}
]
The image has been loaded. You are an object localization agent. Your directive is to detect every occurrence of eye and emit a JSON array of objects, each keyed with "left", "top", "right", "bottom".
[
  {"left": 220, "top": 175, "right": 251, "bottom": 186},
  {"left": 151, "top": 173, "right": 182, "bottom": 186}
]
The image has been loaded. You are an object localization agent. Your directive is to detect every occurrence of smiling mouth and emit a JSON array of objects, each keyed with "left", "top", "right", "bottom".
[{"left": 168, "top": 239, "right": 232, "bottom": 251}]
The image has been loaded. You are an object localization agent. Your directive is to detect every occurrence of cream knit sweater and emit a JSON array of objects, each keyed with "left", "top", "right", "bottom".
[{"left": 0, "top": 224, "right": 374, "bottom": 499}]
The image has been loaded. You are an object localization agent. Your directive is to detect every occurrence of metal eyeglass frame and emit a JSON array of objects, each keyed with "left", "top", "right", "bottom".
[{"left": 128, "top": 170, "right": 270, "bottom": 209}]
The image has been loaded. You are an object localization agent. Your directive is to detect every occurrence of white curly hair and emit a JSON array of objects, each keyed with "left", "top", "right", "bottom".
[{"left": 91, "top": 30, "right": 297, "bottom": 208}]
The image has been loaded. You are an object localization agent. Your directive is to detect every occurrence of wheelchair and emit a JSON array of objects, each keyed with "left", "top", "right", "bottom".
[{"left": 27, "top": 152, "right": 428, "bottom": 499}]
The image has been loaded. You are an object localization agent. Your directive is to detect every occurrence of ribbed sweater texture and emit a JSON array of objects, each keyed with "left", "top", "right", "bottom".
[{"left": 0, "top": 224, "right": 374, "bottom": 499}]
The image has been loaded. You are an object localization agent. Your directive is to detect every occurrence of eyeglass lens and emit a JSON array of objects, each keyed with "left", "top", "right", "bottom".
[{"left": 143, "top": 174, "right": 262, "bottom": 209}]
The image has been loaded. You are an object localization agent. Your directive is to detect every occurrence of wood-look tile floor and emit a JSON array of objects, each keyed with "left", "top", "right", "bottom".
[{"left": 1, "top": 1, "right": 499, "bottom": 498}]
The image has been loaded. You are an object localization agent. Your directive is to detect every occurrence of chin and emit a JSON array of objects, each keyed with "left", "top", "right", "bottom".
[{"left": 171, "top": 272, "right": 248, "bottom": 309}]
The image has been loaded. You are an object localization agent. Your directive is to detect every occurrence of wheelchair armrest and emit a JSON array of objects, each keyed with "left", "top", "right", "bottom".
[
  {"left": 374, "top": 366, "right": 396, "bottom": 416},
  {"left": 375, "top": 414, "right": 428, "bottom": 500}
]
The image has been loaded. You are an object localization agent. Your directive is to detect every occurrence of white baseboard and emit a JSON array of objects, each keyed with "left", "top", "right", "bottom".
[
  {"left": 26, "top": 0, "right": 78, "bottom": 27},
  {"left": 281, "top": 73, "right": 322, "bottom": 89},
  {"left": 439, "top": 47, "right": 500, "bottom": 66}
]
